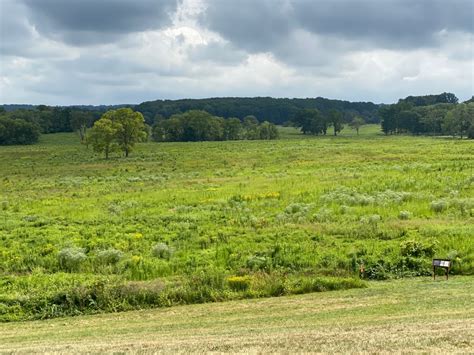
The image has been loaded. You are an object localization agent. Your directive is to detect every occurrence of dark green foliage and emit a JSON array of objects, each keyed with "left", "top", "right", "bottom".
[
  {"left": 151, "top": 110, "right": 278, "bottom": 142},
  {"left": 137, "top": 97, "right": 379, "bottom": 125},
  {"left": 398, "top": 92, "right": 458, "bottom": 106},
  {"left": 0, "top": 116, "right": 41, "bottom": 145},
  {"left": 400, "top": 240, "right": 436, "bottom": 258},
  {"left": 379, "top": 100, "right": 474, "bottom": 138},
  {"left": 293, "top": 109, "right": 327, "bottom": 135},
  {"left": 328, "top": 109, "right": 344, "bottom": 136}
]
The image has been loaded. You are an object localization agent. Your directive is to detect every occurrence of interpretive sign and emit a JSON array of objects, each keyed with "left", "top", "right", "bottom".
[{"left": 432, "top": 259, "right": 451, "bottom": 280}]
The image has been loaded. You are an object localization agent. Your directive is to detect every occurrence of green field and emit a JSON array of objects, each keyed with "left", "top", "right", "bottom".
[
  {"left": 1, "top": 277, "right": 473, "bottom": 352},
  {"left": 0, "top": 125, "right": 473, "bottom": 321}
]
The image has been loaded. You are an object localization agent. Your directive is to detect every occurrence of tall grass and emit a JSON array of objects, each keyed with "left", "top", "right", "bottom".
[{"left": 0, "top": 127, "right": 472, "bottom": 320}]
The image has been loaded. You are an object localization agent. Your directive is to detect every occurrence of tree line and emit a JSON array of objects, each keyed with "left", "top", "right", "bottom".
[
  {"left": 136, "top": 97, "right": 379, "bottom": 126},
  {"left": 1, "top": 93, "right": 472, "bottom": 145},
  {"left": 378, "top": 94, "right": 474, "bottom": 138},
  {"left": 152, "top": 110, "right": 278, "bottom": 142},
  {"left": 0, "top": 106, "right": 101, "bottom": 145},
  {"left": 0, "top": 104, "right": 131, "bottom": 145},
  {"left": 86, "top": 109, "right": 278, "bottom": 159}
]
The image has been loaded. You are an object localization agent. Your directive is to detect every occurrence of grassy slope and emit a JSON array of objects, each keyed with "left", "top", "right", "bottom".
[
  {"left": 0, "top": 124, "right": 474, "bottom": 321},
  {"left": 1, "top": 276, "right": 473, "bottom": 353}
]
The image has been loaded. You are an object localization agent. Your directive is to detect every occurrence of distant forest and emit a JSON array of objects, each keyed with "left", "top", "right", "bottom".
[
  {"left": 136, "top": 97, "right": 380, "bottom": 126},
  {"left": 1, "top": 93, "right": 473, "bottom": 145}
]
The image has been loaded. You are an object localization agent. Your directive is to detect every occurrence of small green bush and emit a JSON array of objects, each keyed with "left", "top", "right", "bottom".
[
  {"left": 227, "top": 276, "right": 251, "bottom": 291},
  {"left": 96, "top": 248, "right": 123, "bottom": 265},
  {"left": 246, "top": 255, "right": 269, "bottom": 271},
  {"left": 400, "top": 240, "right": 436, "bottom": 258},
  {"left": 58, "top": 247, "right": 87, "bottom": 272},
  {"left": 431, "top": 200, "right": 447, "bottom": 213},
  {"left": 399, "top": 210, "right": 411, "bottom": 220},
  {"left": 152, "top": 243, "right": 172, "bottom": 260}
]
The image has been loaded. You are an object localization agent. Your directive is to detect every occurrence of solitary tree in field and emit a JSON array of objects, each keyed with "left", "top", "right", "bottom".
[
  {"left": 349, "top": 116, "right": 365, "bottom": 135},
  {"left": 88, "top": 117, "right": 118, "bottom": 159},
  {"left": 108, "top": 108, "right": 147, "bottom": 157},
  {"left": 88, "top": 108, "right": 146, "bottom": 158}
]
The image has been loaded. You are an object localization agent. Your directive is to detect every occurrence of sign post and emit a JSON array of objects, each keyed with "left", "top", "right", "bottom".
[{"left": 432, "top": 259, "right": 451, "bottom": 280}]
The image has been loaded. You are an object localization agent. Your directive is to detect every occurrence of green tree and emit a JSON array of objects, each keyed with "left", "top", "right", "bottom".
[
  {"left": 293, "top": 109, "right": 326, "bottom": 135},
  {"left": 349, "top": 116, "right": 365, "bottom": 135},
  {"left": 258, "top": 121, "right": 279, "bottom": 140},
  {"left": 243, "top": 115, "right": 259, "bottom": 139},
  {"left": 328, "top": 109, "right": 344, "bottom": 136},
  {"left": 0, "top": 116, "right": 41, "bottom": 145},
  {"left": 87, "top": 117, "right": 118, "bottom": 159},
  {"left": 104, "top": 108, "right": 147, "bottom": 157},
  {"left": 224, "top": 117, "right": 243, "bottom": 140}
]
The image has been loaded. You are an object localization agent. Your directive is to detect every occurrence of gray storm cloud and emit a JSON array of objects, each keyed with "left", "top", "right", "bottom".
[
  {"left": 22, "top": 0, "right": 178, "bottom": 45},
  {"left": 0, "top": 0, "right": 472, "bottom": 105},
  {"left": 202, "top": 0, "right": 473, "bottom": 51}
]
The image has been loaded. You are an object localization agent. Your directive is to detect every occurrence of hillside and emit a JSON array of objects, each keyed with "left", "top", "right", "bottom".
[
  {"left": 0, "top": 125, "right": 473, "bottom": 321},
  {"left": 1, "top": 277, "right": 472, "bottom": 352},
  {"left": 135, "top": 96, "right": 380, "bottom": 125}
]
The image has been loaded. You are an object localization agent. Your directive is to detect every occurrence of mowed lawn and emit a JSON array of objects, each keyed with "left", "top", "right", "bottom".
[{"left": 1, "top": 276, "right": 473, "bottom": 353}]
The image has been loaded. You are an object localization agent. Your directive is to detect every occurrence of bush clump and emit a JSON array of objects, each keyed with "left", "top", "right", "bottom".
[
  {"left": 152, "top": 243, "right": 173, "bottom": 260},
  {"left": 400, "top": 240, "right": 436, "bottom": 258},
  {"left": 96, "top": 248, "right": 123, "bottom": 265},
  {"left": 227, "top": 276, "right": 251, "bottom": 291},
  {"left": 431, "top": 200, "right": 447, "bottom": 213},
  {"left": 58, "top": 247, "right": 87, "bottom": 272},
  {"left": 398, "top": 210, "right": 411, "bottom": 220}
]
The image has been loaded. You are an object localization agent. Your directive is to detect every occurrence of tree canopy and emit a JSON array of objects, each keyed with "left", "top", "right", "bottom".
[
  {"left": 88, "top": 108, "right": 147, "bottom": 158},
  {"left": 152, "top": 110, "right": 278, "bottom": 142},
  {"left": 0, "top": 116, "right": 41, "bottom": 145}
]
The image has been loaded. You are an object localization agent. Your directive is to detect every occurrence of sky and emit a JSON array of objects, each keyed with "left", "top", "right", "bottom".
[{"left": 0, "top": 0, "right": 473, "bottom": 105}]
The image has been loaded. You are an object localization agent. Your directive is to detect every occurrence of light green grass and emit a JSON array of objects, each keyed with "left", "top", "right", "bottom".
[
  {"left": 0, "top": 276, "right": 472, "bottom": 353},
  {"left": 0, "top": 125, "right": 473, "bottom": 320}
]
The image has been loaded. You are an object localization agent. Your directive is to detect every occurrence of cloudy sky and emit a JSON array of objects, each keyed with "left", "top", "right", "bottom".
[{"left": 0, "top": 0, "right": 472, "bottom": 105}]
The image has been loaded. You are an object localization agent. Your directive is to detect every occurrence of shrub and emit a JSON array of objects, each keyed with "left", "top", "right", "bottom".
[
  {"left": 152, "top": 243, "right": 173, "bottom": 260},
  {"left": 431, "top": 200, "right": 447, "bottom": 213},
  {"left": 398, "top": 210, "right": 411, "bottom": 220},
  {"left": 400, "top": 240, "right": 436, "bottom": 258},
  {"left": 368, "top": 214, "right": 381, "bottom": 224},
  {"left": 96, "top": 248, "right": 123, "bottom": 265},
  {"left": 227, "top": 276, "right": 251, "bottom": 291},
  {"left": 284, "top": 203, "right": 310, "bottom": 215},
  {"left": 246, "top": 255, "right": 269, "bottom": 271},
  {"left": 58, "top": 247, "right": 87, "bottom": 272},
  {"left": 365, "top": 263, "right": 390, "bottom": 280}
]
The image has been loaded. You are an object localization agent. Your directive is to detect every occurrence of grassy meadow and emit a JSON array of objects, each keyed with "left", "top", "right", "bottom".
[
  {"left": 0, "top": 125, "right": 473, "bottom": 321},
  {"left": 1, "top": 277, "right": 473, "bottom": 352}
]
